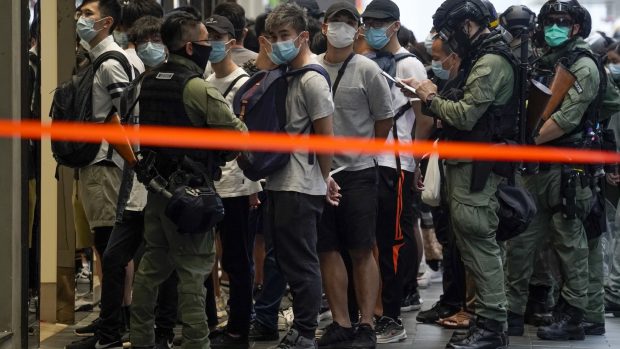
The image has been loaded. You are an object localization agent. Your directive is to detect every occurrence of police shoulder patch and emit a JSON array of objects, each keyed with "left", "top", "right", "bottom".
[{"left": 573, "top": 80, "right": 583, "bottom": 94}]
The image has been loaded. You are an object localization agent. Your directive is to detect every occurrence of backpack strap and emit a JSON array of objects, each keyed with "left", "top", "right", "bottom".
[
  {"left": 92, "top": 50, "right": 134, "bottom": 82},
  {"left": 394, "top": 52, "right": 416, "bottom": 63},
  {"left": 332, "top": 53, "right": 356, "bottom": 97},
  {"left": 223, "top": 73, "right": 250, "bottom": 99}
]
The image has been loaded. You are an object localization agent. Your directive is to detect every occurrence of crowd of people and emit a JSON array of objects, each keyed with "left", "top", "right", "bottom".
[{"left": 49, "top": 0, "right": 620, "bottom": 348}]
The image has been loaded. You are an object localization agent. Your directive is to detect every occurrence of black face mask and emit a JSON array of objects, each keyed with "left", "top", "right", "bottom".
[{"left": 174, "top": 42, "right": 212, "bottom": 72}]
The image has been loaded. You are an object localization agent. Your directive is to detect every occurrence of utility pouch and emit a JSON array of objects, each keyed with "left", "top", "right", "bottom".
[
  {"left": 521, "top": 162, "right": 539, "bottom": 176},
  {"left": 470, "top": 161, "right": 494, "bottom": 193},
  {"left": 560, "top": 166, "right": 577, "bottom": 220}
]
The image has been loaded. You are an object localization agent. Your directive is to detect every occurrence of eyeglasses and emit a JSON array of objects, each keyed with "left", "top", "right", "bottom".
[{"left": 543, "top": 16, "right": 573, "bottom": 27}]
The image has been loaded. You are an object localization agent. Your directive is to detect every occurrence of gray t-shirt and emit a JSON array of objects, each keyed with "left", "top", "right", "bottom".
[
  {"left": 231, "top": 47, "right": 258, "bottom": 67},
  {"left": 265, "top": 64, "right": 335, "bottom": 196},
  {"left": 318, "top": 53, "right": 394, "bottom": 171}
]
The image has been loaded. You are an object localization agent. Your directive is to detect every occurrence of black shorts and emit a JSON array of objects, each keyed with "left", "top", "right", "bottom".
[{"left": 317, "top": 167, "right": 378, "bottom": 253}]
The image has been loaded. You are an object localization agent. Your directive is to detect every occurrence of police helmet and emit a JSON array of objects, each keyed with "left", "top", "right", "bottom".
[
  {"left": 580, "top": 7, "right": 591, "bottom": 38},
  {"left": 480, "top": 0, "right": 499, "bottom": 29},
  {"left": 585, "top": 31, "right": 617, "bottom": 56},
  {"left": 433, "top": 0, "right": 491, "bottom": 37},
  {"left": 538, "top": 0, "right": 586, "bottom": 29},
  {"left": 499, "top": 5, "right": 536, "bottom": 37}
]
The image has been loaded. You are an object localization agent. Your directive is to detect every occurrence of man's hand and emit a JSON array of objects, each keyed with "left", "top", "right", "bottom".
[
  {"left": 414, "top": 166, "right": 425, "bottom": 192},
  {"left": 249, "top": 193, "right": 261, "bottom": 210},
  {"left": 325, "top": 176, "right": 342, "bottom": 206},
  {"left": 399, "top": 78, "right": 438, "bottom": 102},
  {"left": 607, "top": 172, "right": 620, "bottom": 186}
]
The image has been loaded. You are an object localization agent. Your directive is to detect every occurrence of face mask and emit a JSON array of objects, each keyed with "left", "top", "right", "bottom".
[
  {"left": 113, "top": 30, "right": 129, "bottom": 49},
  {"left": 209, "top": 40, "right": 232, "bottom": 63},
  {"left": 174, "top": 42, "right": 213, "bottom": 72},
  {"left": 326, "top": 22, "right": 357, "bottom": 48},
  {"left": 76, "top": 16, "right": 105, "bottom": 43},
  {"left": 424, "top": 33, "right": 434, "bottom": 55},
  {"left": 610, "top": 64, "right": 620, "bottom": 80},
  {"left": 269, "top": 35, "right": 302, "bottom": 65},
  {"left": 431, "top": 60, "right": 451, "bottom": 80},
  {"left": 365, "top": 23, "right": 394, "bottom": 50},
  {"left": 544, "top": 24, "right": 570, "bottom": 47},
  {"left": 137, "top": 42, "right": 166, "bottom": 67}
]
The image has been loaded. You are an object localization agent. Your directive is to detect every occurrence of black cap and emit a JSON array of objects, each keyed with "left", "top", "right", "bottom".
[
  {"left": 362, "top": 0, "right": 400, "bottom": 20},
  {"left": 324, "top": 2, "right": 360, "bottom": 23},
  {"left": 204, "top": 15, "right": 235, "bottom": 38},
  {"left": 288, "top": 0, "right": 323, "bottom": 18}
]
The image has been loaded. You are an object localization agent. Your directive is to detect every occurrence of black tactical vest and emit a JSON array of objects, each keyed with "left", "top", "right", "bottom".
[
  {"left": 442, "top": 33, "right": 521, "bottom": 144},
  {"left": 139, "top": 62, "right": 213, "bottom": 176}
]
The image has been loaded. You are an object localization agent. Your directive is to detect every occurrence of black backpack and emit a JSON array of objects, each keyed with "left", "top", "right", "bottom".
[
  {"left": 49, "top": 51, "right": 133, "bottom": 168},
  {"left": 232, "top": 64, "right": 331, "bottom": 181}
]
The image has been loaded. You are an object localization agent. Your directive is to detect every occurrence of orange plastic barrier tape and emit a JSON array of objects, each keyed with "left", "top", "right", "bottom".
[{"left": 2, "top": 119, "right": 620, "bottom": 164}]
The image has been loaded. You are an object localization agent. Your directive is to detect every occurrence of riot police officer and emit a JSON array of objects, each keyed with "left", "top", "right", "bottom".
[
  {"left": 401, "top": 0, "right": 519, "bottom": 347},
  {"left": 504, "top": 0, "right": 601, "bottom": 341}
]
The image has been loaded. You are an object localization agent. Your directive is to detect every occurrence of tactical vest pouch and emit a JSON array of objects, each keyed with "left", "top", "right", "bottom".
[{"left": 165, "top": 185, "right": 224, "bottom": 235}]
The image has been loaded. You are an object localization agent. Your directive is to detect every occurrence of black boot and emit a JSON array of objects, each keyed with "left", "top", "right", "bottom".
[
  {"left": 447, "top": 317, "right": 508, "bottom": 349},
  {"left": 507, "top": 311, "right": 524, "bottom": 336},
  {"left": 524, "top": 284, "right": 553, "bottom": 326},
  {"left": 580, "top": 321, "right": 605, "bottom": 335},
  {"left": 537, "top": 298, "right": 585, "bottom": 341}
]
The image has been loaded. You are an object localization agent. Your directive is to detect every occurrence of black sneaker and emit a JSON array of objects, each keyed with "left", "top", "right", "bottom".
[
  {"left": 317, "top": 322, "right": 355, "bottom": 349},
  {"left": 275, "top": 328, "right": 316, "bottom": 349},
  {"left": 209, "top": 329, "right": 249, "bottom": 349},
  {"left": 352, "top": 323, "right": 376, "bottom": 349},
  {"left": 74, "top": 318, "right": 101, "bottom": 337},
  {"left": 416, "top": 302, "right": 460, "bottom": 324},
  {"left": 154, "top": 329, "right": 174, "bottom": 349},
  {"left": 580, "top": 321, "right": 605, "bottom": 335},
  {"left": 604, "top": 300, "right": 620, "bottom": 317},
  {"left": 65, "top": 335, "right": 122, "bottom": 349},
  {"left": 401, "top": 292, "right": 422, "bottom": 312},
  {"left": 249, "top": 321, "right": 279, "bottom": 341},
  {"left": 375, "top": 317, "right": 406, "bottom": 344}
]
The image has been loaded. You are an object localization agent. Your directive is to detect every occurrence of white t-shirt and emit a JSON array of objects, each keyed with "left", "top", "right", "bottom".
[
  {"left": 206, "top": 67, "right": 262, "bottom": 198},
  {"left": 376, "top": 47, "right": 427, "bottom": 172},
  {"left": 265, "top": 61, "right": 335, "bottom": 196}
]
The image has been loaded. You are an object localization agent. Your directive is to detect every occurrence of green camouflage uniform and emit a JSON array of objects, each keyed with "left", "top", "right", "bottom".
[
  {"left": 505, "top": 38, "right": 599, "bottom": 318},
  {"left": 430, "top": 33, "right": 514, "bottom": 323}
]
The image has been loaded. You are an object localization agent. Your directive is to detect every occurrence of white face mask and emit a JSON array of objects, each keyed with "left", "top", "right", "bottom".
[{"left": 326, "top": 22, "right": 358, "bottom": 48}]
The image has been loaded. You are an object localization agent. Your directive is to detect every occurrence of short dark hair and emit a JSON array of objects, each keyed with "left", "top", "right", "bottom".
[
  {"left": 266, "top": 3, "right": 308, "bottom": 36},
  {"left": 161, "top": 11, "right": 202, "bottom": 51},
  {"left": 214, "top": 2, "right": 246, "bottom": 41},
  {"left": 254, "top": 12, "right": 270, "bottom": 37},
  {"left": 168, "top": 6, "right": 202, "bottom": 21},
  {"left": 119, "top": 0, "right": 163, "bottom": 30},
  {"left": 82, "top": 0, "right": 122, "bottom": 33},
  {"left": 128, "top": 15, "right": 162, "bottom": 43}
]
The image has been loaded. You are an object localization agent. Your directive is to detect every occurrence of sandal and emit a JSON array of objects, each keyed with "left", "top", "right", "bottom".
[{"left": 436, "top": 310, "right": 473, "bottom": 329}]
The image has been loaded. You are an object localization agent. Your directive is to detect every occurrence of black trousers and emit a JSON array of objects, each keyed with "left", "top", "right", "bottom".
[
  {"left": 376, "top": 166, "right": 416, "bottom": 319},
  {"left": 219, "top": 195, "right": 256, "bottom": 336},
  {"left": 98, "top": 210, "right": 178, "bottom": 341},
  {"left": 433, "top": 204, "right": 466, "bottom": 309},
  {"left": 266, "top": 191, "right": 323, "bottom": 339}
]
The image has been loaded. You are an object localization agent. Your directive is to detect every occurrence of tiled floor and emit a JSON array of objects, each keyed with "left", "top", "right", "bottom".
[{"left": 41, "top": 282, "right": 620, "bottom": 349}]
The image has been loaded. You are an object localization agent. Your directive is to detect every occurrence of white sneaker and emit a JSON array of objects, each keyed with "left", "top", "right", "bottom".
[
  {"left": 278, "top": 307, "right": 294, "bottom": 331},
  {"left": 417, "top": 270, "right": 431, "bottom": 289}
]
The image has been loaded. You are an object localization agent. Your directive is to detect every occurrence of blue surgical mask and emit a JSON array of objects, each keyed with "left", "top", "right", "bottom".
[
  {"left": 544, "top": 24, "right": 570, "bottom": 47},
  {"left": 76, "top": 16, "right": 104, "bottom": 43},
  {"left": 113, "top": 30, "right": 129, "bottom": 49},
  {"left": 137, "top": 42, "right": 166, "bottom": 67},
  {"left": 269, "top": 35, "right": 302, "bottom": 65},
  {"left": 365, "top": 23, "right": 394, "bottom": 50},
  {"left": 431, "top": 60, "right": 450, "bottom": 80},
  {"left": 209, "top": 40, "right": 232, "bottom": 63},
  {"left": 609, "top": 64, "right": 620, "bottom": 80}
]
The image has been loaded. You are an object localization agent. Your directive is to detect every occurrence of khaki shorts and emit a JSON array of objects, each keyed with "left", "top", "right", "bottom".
[{"left": 78, "top": 164, "right": 122, "bottom": 229}]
